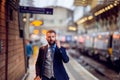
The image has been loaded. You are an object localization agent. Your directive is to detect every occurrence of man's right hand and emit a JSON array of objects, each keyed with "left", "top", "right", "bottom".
[{"left": 34, "top": 76, "right": 41, "bottom": 80}]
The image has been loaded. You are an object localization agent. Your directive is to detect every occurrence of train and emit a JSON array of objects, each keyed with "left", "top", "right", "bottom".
[{"left": 77, "top": 32, "right": 120, "bottom": 72}]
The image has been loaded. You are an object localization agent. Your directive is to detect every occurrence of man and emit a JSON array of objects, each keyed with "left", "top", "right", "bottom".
[
  {"left": 25, "top": 39, "right": 33, "bottom": 68},
  {"left": 35, "top": 30, "right": 69, "bottom": 80}
]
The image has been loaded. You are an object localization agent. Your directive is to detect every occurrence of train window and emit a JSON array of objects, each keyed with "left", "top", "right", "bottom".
[
  {"left": 84, "top": 36, "right": 93, "bottom": 48},
  {"left": 94, "top": 35, "right": 109, "bottom": 50},
  {"left": 112, "top": 34, "right": 120, "bottom": 50}
]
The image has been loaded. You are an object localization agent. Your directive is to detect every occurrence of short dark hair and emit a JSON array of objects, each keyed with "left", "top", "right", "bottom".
[{"left": 46, "top": 30, "right": 56, "bottom": 34}]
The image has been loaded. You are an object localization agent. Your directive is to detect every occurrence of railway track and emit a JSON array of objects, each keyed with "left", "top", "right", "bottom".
[
  {"left": 77, "top": 55, "right": 120, "bottom": 80},
  {"left": 68, "top": 49, "right": 120, "bottom": 80}
]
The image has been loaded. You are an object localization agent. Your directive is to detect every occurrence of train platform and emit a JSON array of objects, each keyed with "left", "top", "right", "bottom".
[{"left": 24, "top": 53, "right": 99, "bottom": 80}]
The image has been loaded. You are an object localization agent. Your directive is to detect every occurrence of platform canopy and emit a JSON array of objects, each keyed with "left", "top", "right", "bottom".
[{"left": 19, "top": 0, "right": 75, "bottom": 10}]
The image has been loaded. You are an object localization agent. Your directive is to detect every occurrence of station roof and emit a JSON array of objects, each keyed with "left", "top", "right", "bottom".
[{"left": 19, "top": 0, "right": 75, "bottom": 10}]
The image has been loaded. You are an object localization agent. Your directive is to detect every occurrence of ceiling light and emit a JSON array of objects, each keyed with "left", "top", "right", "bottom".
[
  {"left": 109, "top": 4, "right": 113, "bottom": 8},
  {"left": 88, "top": 16, "right": 93, "bottom": 20},
  {"left": 105, "top": 7, "right": 108, "bottom": 11},
  {"left": 114, "top": 3, "right": 117, "bottom": 6},
  {"left": 107, "top": 6, "right": 111, "bottom": 10}
]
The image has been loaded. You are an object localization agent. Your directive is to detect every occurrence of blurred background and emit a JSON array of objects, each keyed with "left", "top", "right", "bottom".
[{"left": 0, "top": 0, "right": 120, "bottom": 80}]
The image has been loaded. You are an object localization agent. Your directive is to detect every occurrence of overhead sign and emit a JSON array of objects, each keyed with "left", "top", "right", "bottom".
[{"left": 19, "top": 6, "right": 53, "bottom": 15}]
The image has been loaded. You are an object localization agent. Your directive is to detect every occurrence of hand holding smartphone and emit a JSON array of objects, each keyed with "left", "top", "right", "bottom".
[{"left": 56, "top": 40, "right": 61, "bottom": 48}]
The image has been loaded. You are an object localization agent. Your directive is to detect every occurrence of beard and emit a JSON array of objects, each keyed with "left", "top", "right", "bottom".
[{"left": 48, "top": 40, "right": 55, "bottom": 45}]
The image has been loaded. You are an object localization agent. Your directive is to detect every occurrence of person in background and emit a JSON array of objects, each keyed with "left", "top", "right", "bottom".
[
  {"left": 34, "top": 30, "right": 69, "bottom": 80},
  {"left": 25, "top": 39, "right": 33, "bottom": 69}
]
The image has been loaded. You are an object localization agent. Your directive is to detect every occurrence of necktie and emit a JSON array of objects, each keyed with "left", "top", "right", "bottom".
[{"left": 51, "top": 47, "right": 55, "bottom": 59}]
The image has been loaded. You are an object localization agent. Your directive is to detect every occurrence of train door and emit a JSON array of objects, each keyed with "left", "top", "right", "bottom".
[{"left": 112, "top": 33, "right": 120, "bottom": 72}]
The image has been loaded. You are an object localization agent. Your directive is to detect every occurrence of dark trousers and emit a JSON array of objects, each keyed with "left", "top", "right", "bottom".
[
  {"left": 27, "top": 56, "right": 30, "bottom": 68},
  {"left": 42, "top": 76, "right": 56, "bottom": 80}
]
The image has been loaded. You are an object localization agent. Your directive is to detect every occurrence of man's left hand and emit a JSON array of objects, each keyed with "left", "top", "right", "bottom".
[{"left": 56, "top": 40, "right": 61, "bottom": 48}]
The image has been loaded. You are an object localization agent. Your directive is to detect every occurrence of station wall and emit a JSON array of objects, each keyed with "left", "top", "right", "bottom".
[{"left": 0, "top": 0, "right": 26, "bottom": 80}]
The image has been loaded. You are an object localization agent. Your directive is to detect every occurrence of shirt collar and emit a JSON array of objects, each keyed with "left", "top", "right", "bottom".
[{"left": 48, "top": 44, "right": 56, "bottom": 48}]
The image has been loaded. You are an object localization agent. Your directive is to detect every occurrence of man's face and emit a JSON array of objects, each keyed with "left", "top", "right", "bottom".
[{"left": 46, "top": 32, "right": 56, "bottom": 45}]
